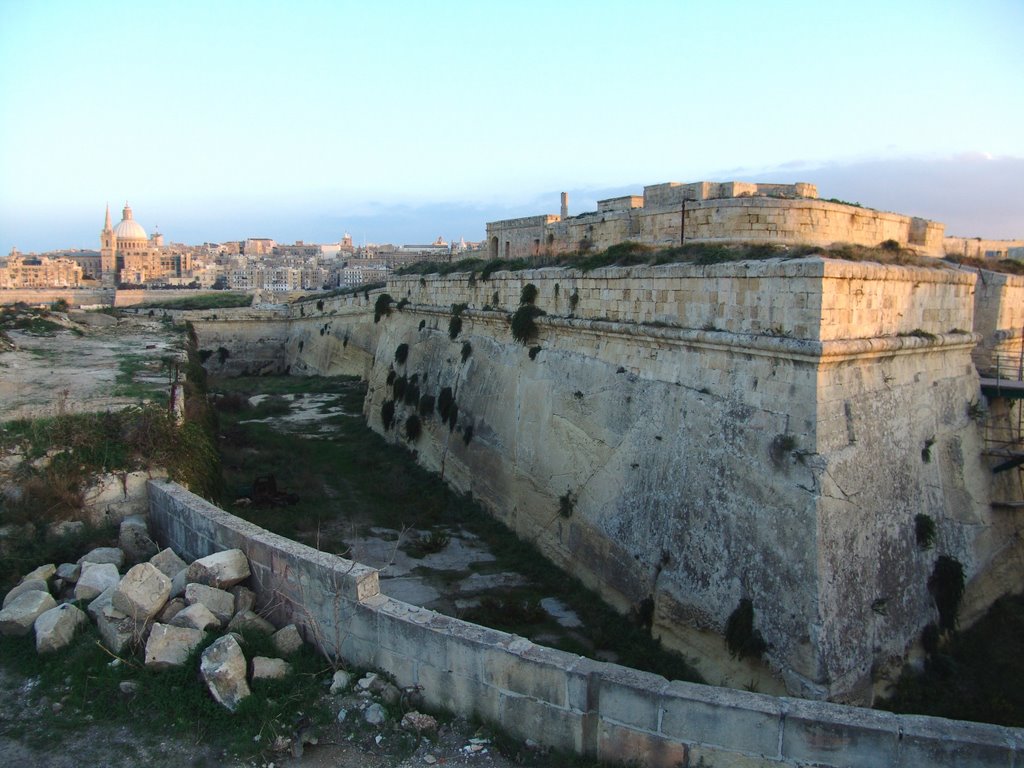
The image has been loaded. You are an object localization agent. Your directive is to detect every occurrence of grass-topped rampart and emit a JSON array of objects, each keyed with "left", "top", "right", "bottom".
[{"left": 132, "top": 292, "right": 253, "bottom": 310}]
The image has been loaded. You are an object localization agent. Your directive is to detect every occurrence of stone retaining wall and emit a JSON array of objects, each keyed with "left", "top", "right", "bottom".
[{"left": 147, "top": 480, "right": 1023, "bottom": 767}]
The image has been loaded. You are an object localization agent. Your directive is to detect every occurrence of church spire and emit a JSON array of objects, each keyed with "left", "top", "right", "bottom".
[{"left": 103, "top": 203, "right": 112, "bottom": 232}]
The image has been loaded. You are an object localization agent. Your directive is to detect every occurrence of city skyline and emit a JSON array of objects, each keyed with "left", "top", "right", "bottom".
[{"left": 1, "top": 1, "right": 1022, "bottom": 253}]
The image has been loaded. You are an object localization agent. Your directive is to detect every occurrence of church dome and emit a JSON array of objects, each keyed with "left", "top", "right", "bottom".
[{"left": 114, "top": 204, "right": 148, "bottom": 241}]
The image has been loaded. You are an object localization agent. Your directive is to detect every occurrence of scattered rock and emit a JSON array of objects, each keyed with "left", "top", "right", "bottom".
[
  {"left": 4, "top": 579, "right": 50, "bottom": 608},
  {"left": 87, "top": 587, "right": 142, "bottom": 655},
  {"left": 200, "top": 635, "right": 251, "bottom": 711},
  {"left": 170, "top": 602, "right": 220, "bottom": 631},
  {"left": 74, "top": 562, "right": 121, "bottom": 602},
  {"left": 227, "top": 609, "right": 275, "bottom": 636},
  {"left": 232, "top": 585, "right": 256, "bottom": 615},
  {"left": 145, "top": 623, "right": 206, "bottom": 669},
  {"left": 424, "top": 755, "right": 437, "bottom": 765},
  {"left": 158, "top": 597, "right": 186, "bottom": 623},
  {"left": 55, "top": 562, "right": 81, "bottom": 583},
  {"left": 119, "top": 515, "right": 158, "bottom": 561},
  {"left": 400, "top": 711, "right": 438, "bottom": 734},
  {"left": 329, "top": 669, "right": 352, "bottom": 694},
  {"left": 77, "top": 547, "right": 125, "bottom": 570},
  {"left": 363, "top": 702, "right": 386, "bottom": 725},
  {"left": 357, "top": 672, "right": 382, "bottom": 692},
  {"left": 149, "top": 547, "right": 188, "bottom": 579},
  {"left": 0, "top": 591, "right": 58, "bottom": 636},
  {"left": 251, "top": 656, "right": 290, "bottom": 681},
  {"left": 186, "top": 549, "right": 251, "bottom": 590},
  {"left": 169, "top": 567, "right": 188, "bottom": 599},
  {"left": 21, "top": 564, "right": 56, "bottom": 583},
  {"left": 34, "top": 603, "right": 88, "bottom": 653},
  {"left": 119, "top": 681, "right": 140, "bottom": 695},
  {"left": 271, "top": 624, "right": 304, "bottom": 657},
  {"left": 184, "top": 583, "right": 235, "bottom": 625},
  {"left": 380, "top": 683, "right": 401, "bottom": 706},
  {"left": 112, "top": 563, "right": 171, "bottom": 621}
]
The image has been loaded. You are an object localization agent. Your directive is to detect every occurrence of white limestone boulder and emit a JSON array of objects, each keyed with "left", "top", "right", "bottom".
[
  {"left": 186, "top": 549, "right": 251, "bottom": 590},
  {"left": 251, "top": 656, "right": 290, "bottom": 681},
  {"left": 144, "top": 623, "right": 206, "bottom": 669},
  {"left": 158, "top": 597, "right": 186, "bottom": 623},
  {"left": 74, "top": 562, "right": 121, "bottom": 602},
  {"left": 34, "top": 603, "right": 87, "bottom": 653},
  {"left": 184, "top": 583, "right": 235, "bottom": 625},
  {"left": 232, "top": 585, "right": 256, "bottom": 615},
  {"left": 200, "top": 635, "right": 250, "bottom": 711},
  {"left": 170, "top": 602, "right": 220, "bottom": 632},
  {"left": 119, "top": 515, "right": 158, "bottom": 561},
  {"left": 227, "top": 609, "right": 275, "bottom": 636},
  {"left": 111, "top": 563, "right": 171, "bottom": 621},
  {"left": 4, "top": 579, "right": 50, "bottom": 608},
  {"left": 149, "top": 547, "right": 187, "bottom": 579},
  {"left": 0, "top": 591, "right": 57, "bottom": 636},
  {"left": 55, "top": 563, "right": 81, "bottom": 583},
  {"left": 77, "top": 547, "right": 125, "bottom": 570},
  {"left": 21, "top": 564, "right": 56, "bottom": 583},
  {"left": 169, "top": 568, "right": 188, "bottom": 599},
  {"left": 272, "top": 624, "right": 304, "bottom": 657},
  {"left": 87, "top": 587, "right": 141, "bottom": 654}
]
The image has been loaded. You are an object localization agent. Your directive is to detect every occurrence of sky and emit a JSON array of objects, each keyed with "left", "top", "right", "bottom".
[{"left": 0, "top": 0, "right": 1021, "bottom": 252}]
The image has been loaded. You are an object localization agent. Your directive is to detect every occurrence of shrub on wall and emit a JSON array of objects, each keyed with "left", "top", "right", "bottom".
[
  {"left": 437, "top": 387, "right": 454, "bottom": 422},
  {"left": 511, "top": 305, "right": 545, "bottom": 345},
  {"left": 725, "top": 598, "right": 767, "bottom": 660},
  {"left": 380, "top": 400, "right": 396, "bottom": 431},
  {"left": 418, "top": 394, "right": 435, "bottom": 418},
  {"left": 394, "top": 343, "right": 409, "bottom": 365},
  {"left": 405, "top": 414, "right": 422, "bottom": 441},
  {"left": 915, "top": 514, "right": 937, "bottom": 550},
  {"left": 520, "top": 283, "right": 538, "bottom": 305},
  {"left": 374, "top": 293, "right": 393, "bottom": 323},
  {"left": 929, "top": 555, "right": 966, "bottom": 631},
  {"left": 461, "top": 342, "right": 472, "bottom": 363}
]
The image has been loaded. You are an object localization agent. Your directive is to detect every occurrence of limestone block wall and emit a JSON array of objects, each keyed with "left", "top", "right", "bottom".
[
  {"left": 969, "top": 269, "right": 1024, "bottom": 376},
  {"left": 147, "top": 480, "right": 1023, "bottom": 768},
  {"left": 0, "top": 287, "right": 114, "bottom": 307},
  {"left": 640, "top": 199, "right": 945, "bottom": 255},
  {"left": 387, "top": 259, "right": 974, "bottom": 343}
]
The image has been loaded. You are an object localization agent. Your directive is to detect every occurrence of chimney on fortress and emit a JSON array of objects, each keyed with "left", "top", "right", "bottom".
[{"left": 560, "top": 192, "right": 568, "bottom": 219}]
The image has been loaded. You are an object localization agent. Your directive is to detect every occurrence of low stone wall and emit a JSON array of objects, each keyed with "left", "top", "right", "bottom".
[
  {"left": 147, "top": 480, "right": 1022, "bottom": 767},
  {"left": 0, "top": 287, "right": 114, "bottom": 307},
  {"left": 970, "top": 269, "right": 1024, "bottom": 376}
]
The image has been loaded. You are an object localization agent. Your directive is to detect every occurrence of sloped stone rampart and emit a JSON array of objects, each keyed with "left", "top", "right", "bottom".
[{"left": 147, "top": 480, "right": 1023, "bottom": 767}]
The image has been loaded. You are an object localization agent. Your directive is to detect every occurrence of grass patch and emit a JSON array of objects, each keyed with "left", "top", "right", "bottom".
[{"left": 133, "top": 292, "right": 253, "bottom": 310}]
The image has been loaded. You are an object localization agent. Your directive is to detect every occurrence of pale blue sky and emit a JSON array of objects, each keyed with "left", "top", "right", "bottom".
[{"left": 1, "top": 0, "right": 1021, "bottom": 251}]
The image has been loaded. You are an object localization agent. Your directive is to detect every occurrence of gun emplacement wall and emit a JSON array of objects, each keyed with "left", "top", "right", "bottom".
[{"left": 190, "top": 258, "right": 1024, "bottom": 705}]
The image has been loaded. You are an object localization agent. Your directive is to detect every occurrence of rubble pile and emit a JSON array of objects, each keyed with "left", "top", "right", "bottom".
[{"left": 0, "top": 514, "right": 495, "bottom": 762}]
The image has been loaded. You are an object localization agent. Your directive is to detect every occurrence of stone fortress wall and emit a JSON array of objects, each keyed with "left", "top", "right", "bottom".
[
  {"left": 486, "top": 181, "right": 948, "bottom": 259},
  {"left": 148, "top": 479, "right": 1024, "bottom": 768}
]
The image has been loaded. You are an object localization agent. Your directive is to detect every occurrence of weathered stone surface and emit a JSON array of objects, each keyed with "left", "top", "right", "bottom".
[
  {"left": 34, "top": 603, "right": 87, "bottom": 653},
  {"left": 74, "top": 562, "right": 121, "bottom": 602},
  {"left": 363, "top": 703, "right": 386, "bottom": 725},
  {"left": 21, "top": 564, "right": 56, "bottom": 584},
  {"left": 82, "top": 471, "right": 160, "bottom": 525},
  {"left": 149, "top": 547, "right": 187, "bottom": 579},
  {"left": 170, "top": 602, "right": 220, "bottom": 632},
  {"left": 87, "top": 587, "right": 141, "bottom": 654},
  {"left": 77, "top": 547, "right": 124, "bottom": 570},
  {"left": 272, "top": 624, "right": 304, "bottom": 657},
  {"left": 158, "top": 597, "right": 186, "bottom": 623},
  {"left": 251, "top": 656, "right": 290, "bottom": 681},
  {"left": 0, "top": 591, "right": 57, "bottom": 636},
  {"left": 4, "top": 579, "right": 49, "bottom": 608},
  {"left": 169, "top": 567, "right": 188, "bottom": 599},
  {"left": 145, "top": 623, "right": 206, "bottom": 669},
  {"left": 55, "top": 562, "right": 81, "bottom": 583},
  {"left": 232, "top": 585, "right": 256, "bottom": 615},
  {"left": 111, "top": 563, "right": 171, "bottom": 621},
  {"left": 184, "top": 583, "right": 235, "bottom": 625},
  {"left": 227, "top": 609, "right": 275, "bottom": 636},
  {"left": 119, "top": 514, "right": 158, "bottom": 561},
  {"left": 187, "top": 549, "right": 251, "bottom": 590},
  {"left": 200, "top": 635, "right": 250, "bottom": 711}
]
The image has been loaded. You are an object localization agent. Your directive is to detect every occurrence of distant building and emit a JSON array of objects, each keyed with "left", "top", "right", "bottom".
[
  {"left": 99, "top": 203, "right": 193, "bottom": 286},
  {"left": 0, "top": 249, "right": 83, "bottom": 288}
]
